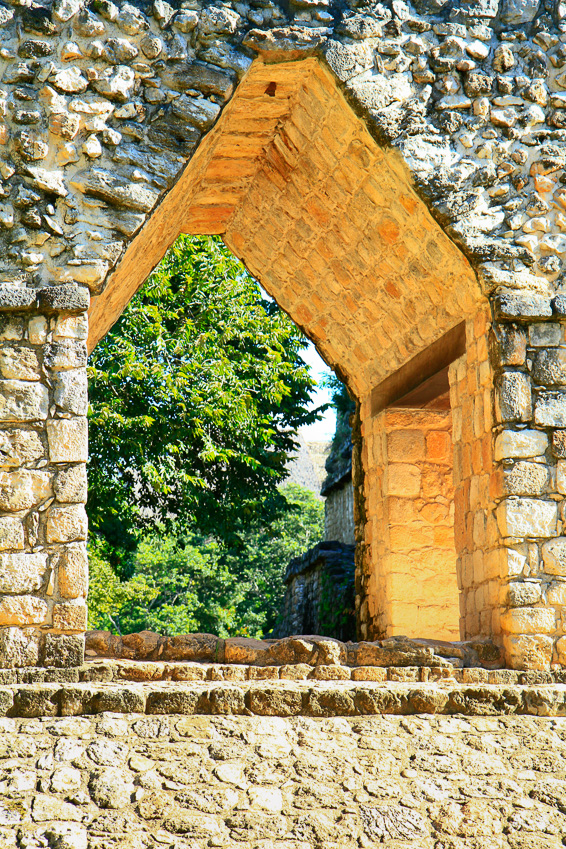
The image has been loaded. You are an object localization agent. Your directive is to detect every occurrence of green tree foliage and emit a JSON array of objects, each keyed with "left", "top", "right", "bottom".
[
  {"left": 88, "top": 235, "right": 322, "bottom": 567},
  {"left": 88, "top": 483, "right": 324, "bottom": 638}
]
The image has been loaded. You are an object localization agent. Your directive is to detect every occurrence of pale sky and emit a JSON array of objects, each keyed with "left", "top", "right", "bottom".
[
  {"left": 298, "top": 343, "right": 336, "bottom": 443},
  {"left": 258, "top": 284, "right": 337, "bottom": 443}
]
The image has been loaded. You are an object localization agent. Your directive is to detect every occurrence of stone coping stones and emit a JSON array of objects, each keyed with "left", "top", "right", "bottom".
[
  {"left": 1, "top": 680, "right": 566, "bottom": 718},
  {"left": 85, "top": 630, "right": 505, "bottom": 669},
  {"left": 1, "top": 659, "right": 565, "bottom": 687}
]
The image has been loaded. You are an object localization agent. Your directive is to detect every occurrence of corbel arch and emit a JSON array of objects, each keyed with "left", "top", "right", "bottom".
[{"left": 89, "top": 57, "right": 485, "bottom": 643}]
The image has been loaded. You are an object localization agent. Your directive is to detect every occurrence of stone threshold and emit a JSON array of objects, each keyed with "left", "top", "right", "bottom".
[
  {"left": 2, "top": 680, "right": 566, "bottom": 718},
  {"left": 5, "top": 658, "right": 566, "bottom": 686}
]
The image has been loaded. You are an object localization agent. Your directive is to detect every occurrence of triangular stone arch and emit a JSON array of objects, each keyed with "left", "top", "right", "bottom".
[{"left": 0, "top": 0, "right": 561, "bottom": 670}]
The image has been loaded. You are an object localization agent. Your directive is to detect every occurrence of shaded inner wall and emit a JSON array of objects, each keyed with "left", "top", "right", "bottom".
[{"left": 363, "top": 406, "right": 459, "bottom": 641}]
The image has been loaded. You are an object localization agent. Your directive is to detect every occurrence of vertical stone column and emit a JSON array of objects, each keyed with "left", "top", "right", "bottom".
[
  {"left": 449, "top": 306, "right": 498, "bottom": 645},
  {"left": 0, "top": 284, "right": 88, "bottom": 669},
  {"left": 489, "top": 291, "right": 566, "bottom": 670}
]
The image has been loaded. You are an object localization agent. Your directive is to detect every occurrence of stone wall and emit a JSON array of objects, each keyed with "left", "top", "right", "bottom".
[
  {"left": 5, "top": 0, "right": 566, "bottom": 668},
  {"left": 360, "top": 405, "right": 460, "bottom": 642},
  {"left": 0, "top": 295, "right": 88, "bottom": 670},
  {"left": 2, "top": 671, "right": 566, "bottom": 848},
  {"left": 449, "top": 306, "right": 497, "bottom": 648},
  {"left": 274, "top": 542, "right": 356, "bottom": 640},
  {"left": 324, "top": 480, "right": 355, "bottom": 546}
]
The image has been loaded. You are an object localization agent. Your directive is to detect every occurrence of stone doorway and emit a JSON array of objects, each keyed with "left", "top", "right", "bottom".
[{"left": 88, "top": 58, "right": 484, "bottom": 647}]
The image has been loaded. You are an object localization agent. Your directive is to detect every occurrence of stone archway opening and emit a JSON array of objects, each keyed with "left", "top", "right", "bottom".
[{"left": 88, "top": 57, "right": 488, "bottom": 645}]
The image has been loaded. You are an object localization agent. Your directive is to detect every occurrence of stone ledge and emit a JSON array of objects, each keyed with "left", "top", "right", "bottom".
[
  {"left": 85, "top": 630, "right": 504, "bottom": 669},
  {"left": 4, "top": 659, "right": 563, "bottom": 687},
  {"left": 2, "top": 680, "right": 566, "bottom": 718},
  {"left": 0, "top": 284, "right": 89, "bottom": 313}
]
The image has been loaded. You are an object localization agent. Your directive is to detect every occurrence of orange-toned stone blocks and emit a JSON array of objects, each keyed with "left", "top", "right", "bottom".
[{"left": 359, "top": 406, "right": 459, "bottom": 642}]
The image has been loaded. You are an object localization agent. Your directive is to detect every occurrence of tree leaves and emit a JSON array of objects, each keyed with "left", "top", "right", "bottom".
[{"left": 88, "top": 235, "right": 324, "bottom": 560}]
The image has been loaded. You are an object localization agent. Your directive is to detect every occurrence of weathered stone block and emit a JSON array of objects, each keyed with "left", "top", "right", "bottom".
[
  {"left": 498, "top": 324, "right": 526, "bottom": 365},
  {"left": 43, "top": 341, "right": 87, "bottom": 371},
  {"left": 52, "top": 600, "right": 88, "bottom": 631},
  {"left": 0, "top": 286, "right": 36, "bottom": 312},
  {"left": 33, "top": 794, "right": 84, "bottom": 821},
  {"left": 535, "top": 392, "right": 566, "bottom": 427},
  {"left": 146, "top": 689, "right": 199, "bottom": 715},
  {"left": 45, "top": 504, "right": 88, "bottom": 543},
  {"left": 387, "top": 463, "right": 421, "bottom": 497},
  {"left": 0, "top": 380, "right": 48, "bottom": 421},
  {"left": 247, "top": 687, "right": 303, "bottom": 716},
  {"left": 85, "top": 630, "right": 122, "bottom": 659},
  {"left": 53, "top": 370, "right": 88, "bottom": 415},
  {"left": 0, "top": 626, "right": 40, "bottom": 668},
  {"left": 158, "top": 60, "right": 235, "bottom": 98},
  {"left": 160, "top": 633, "right": 221, "bottom": 662},
  {"left": 500, "top": 607, "right": 556, "bottom": 634},
  {"left": 28, "top": 316, "right": 48, "bottom": 344},
  {"left": 54, "top": 465, "right": 87, "bottom": 503},
  {"left": 38, "top": 284, "right": 90, "bottom": 314},
  {"left": 0, "top": 516, "right": 24, "bottom": 551},
  {"left": 54, "top": 314, "right": 88, "bottom": 340},
  {"left": 494, "top": 429, "right": 548, "bottom": 460},
  {"left": 532, "top": 349, "right": 566, "bottom": 386},
  {"left": 505, "top": 581, "right": 542, "bottom": 607},
  {"left": 495, "top": 372, "right": 532, "bottom": 422},
  {"left": 351, "top": 666, "right": 388, "bottom": 681},
  {"left": 0, "top": 595, "right": 49, "bottom": 626},
  {"left": 70, "top": 168, "right": 160, "bottom": 213},
  {"left": 504, "top": 461, "right": 549, "bottom": 496},
  {"left": 0, "top": 552, "right": 47, "bottom": 593},
  {"left": 0, "top": 468, "right": 51, "bottom": 510},
  {"left": 43, "top": 633, "right": 84, "bottom": 668},
  {"left": 542, "top": 538, "right": 566, "bottom": 575},
  {"left": 546, "top": 581, "right": 566, "bottom": 605},
  {"left": 0, "top": 345, "right": 40, "bottom": 381},
  {"left": 54, "top": 544, "right": 88, "bottom": 599},
  {"left": 494, "top": 292, "right": 553, "bottom": 319},
  {"left": 310, "top": 665, "right": 351, "bottom": 680},
  {"left": 528, "top": 323, "right": 561, "bottom": 347},
  {"left": 47, "top": 418, "right": 87, "bottom": 463},
  {"left": 504, "top": 634, "right": 554, "bottom": 670},
  {"left": 120, "top": 630, "right": 160, "bottom": 660},
  {"left": 0, "top": 428, "right": 44, "bottom": 467},
  {"left": 497, "top": 498, "right": 558, "bottom": 538},
  {"left": 356, "top": 641, "right": 439, "bottom": 667},
  {"left": 224, "top": 637, "right": 270, "bottom": 665}
]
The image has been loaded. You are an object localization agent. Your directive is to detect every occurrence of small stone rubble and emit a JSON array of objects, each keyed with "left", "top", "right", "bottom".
[
  {"left": 1, "top": 711, "right": 566, "bottom": 849},
  {"left": 0, "top": 0, "right": 565, "bottom": 286}
]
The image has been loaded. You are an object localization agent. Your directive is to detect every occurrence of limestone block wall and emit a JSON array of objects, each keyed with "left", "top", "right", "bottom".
[
  {"left": 5, "top": 0, "right": 566, "bottom": 670},
  {"left": 449, "top": 306, "right": 497, "bottom": 645},
  {"left": 0, "top": 288, "right": 88, "bottom": 670},
  {"left": 489, "top": 296, "right": 566, "bottom": 671},
  {"left": 359, "top": 405, "right": 459, "bottom": 642},
  {"left": 324, "top": 480, "right": 355, "bottom": 545}
]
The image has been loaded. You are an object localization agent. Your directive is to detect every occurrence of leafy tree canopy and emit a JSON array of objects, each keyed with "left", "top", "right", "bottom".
[
  {"left": 88, "top": 235, "right": 323, "bottom": 571},
  {"left": 88, "top": 483, "right": 324, "bottom": 638}
]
